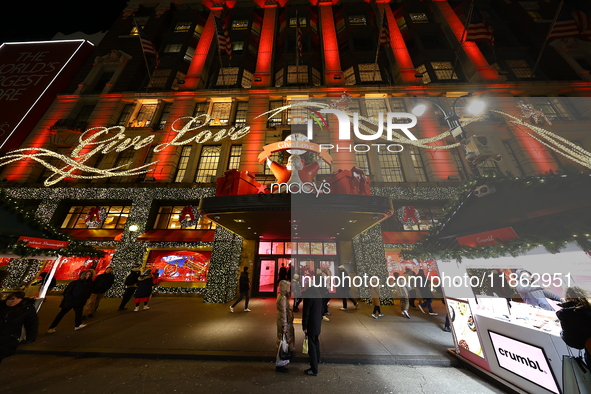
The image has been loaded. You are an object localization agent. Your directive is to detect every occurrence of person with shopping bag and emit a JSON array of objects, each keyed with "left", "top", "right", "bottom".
[
  {"left": 302, "top": 284, "right": 323, "bottom": 376},
  {"left": 275, "top": 280, "right": 294, "bottom": 373}
]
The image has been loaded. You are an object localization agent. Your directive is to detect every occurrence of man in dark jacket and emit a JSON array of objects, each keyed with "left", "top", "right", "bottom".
[
  {"left": 118, "top": 265, "right": 141, "bottom": 311},
  {"left": 47, "top": 269, "right": 93, "bottom": 333},
  {"left": 0, "top": 291, "right": 38, "bottom": 363},
  {"left": 83, "top": 267, "right": 115, "bottom": 318},
  {"left": 337, "top": 265, "right": 358, "bottom": 311},
  {"left": 230, "top": 266, "right": 251, "bottom": 312},
  {"left": 302, "top": 285, "right": 323, "bottom": 376}
]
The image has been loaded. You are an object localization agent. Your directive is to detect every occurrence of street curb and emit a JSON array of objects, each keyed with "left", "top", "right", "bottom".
[{"left": 17, "top": 348, "right": 459, "bottom": 366}]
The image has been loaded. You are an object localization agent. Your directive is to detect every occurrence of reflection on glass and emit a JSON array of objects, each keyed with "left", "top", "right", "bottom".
[
  {"left": 324, "top": 242, "right": 337, "bottom": 255},
  {"left": 258, "top": 242, "right": 272, "bottom": 255},
  {"left": 298, "top": 242, "right": 310, "bottom": 255},
  {"left": 311, "top": 242, "right": 323, "bottom": 255},
  {"left": 258, "top": 259, "right": 276, "bottom": 292}
]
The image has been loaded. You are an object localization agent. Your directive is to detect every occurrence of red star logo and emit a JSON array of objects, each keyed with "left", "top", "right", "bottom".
[{"left": 256, "top": 184, "right": 268, "bottom": 194}]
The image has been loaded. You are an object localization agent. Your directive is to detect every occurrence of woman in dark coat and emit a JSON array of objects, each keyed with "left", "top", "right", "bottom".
[
  {"left": 47, "top": 269, "right": 94, "bottom": 332},
  {"left": 556, "top": 286, "right": 591, "bottom": 366},
  {"left": 0, "top": 291, "right": 38, "bottom": 363},
  {"left": 276, "top": 280, "right": 295, "bottom": 373},
  {"left": 302, "top": 285, "right": 323, "bottom": 376},
  {"left": 134, "top": 270, "right": 156, "bottom": 311},
  {"left": 417, "top": 269, "right": 438, "bottom": 315}
]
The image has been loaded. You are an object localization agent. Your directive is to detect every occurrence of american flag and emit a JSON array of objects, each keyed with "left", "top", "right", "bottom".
[
  {"left": 573, "top": 9, "right": 591, "bottom": 38},
  {"left": 135, "top": 21, "right": 160, "bottom": 68},
  {"left": 214, "top": 16, "right": 232, "bottom": 60},
  {"left": 296, "top": 16, "right": 303, "bottom": 61},
  {"left": 379, "top": 15, "right": 390, "bottom": 46},
  {"left": 466, "top": 10, "right": 494, "bottom": 45},
  {"left": 548, "top": 5, "right": 580, "bottom": 41}
]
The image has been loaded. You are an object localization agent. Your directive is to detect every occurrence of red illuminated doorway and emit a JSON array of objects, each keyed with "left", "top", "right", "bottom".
[{"left": 256, "top": 257, "right": 293, "bottom": 296}]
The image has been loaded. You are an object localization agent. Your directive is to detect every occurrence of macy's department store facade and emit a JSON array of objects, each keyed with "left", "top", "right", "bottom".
[{"left": 0, "top": 88, "right": 581, "bottom": 303}]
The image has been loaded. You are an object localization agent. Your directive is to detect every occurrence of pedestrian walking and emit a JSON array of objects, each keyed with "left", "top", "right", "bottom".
[
  {"left": 118, "top": 264, "right": 141, "bottom": 311},
  {"left": 369, "top": 282, "right": 383, "bottom": 319},
  {"left": 276, "top": 280, "right": 295, "bottom": 373},
  {"left": 0, "top": 291, "right": 38, "bottom": 363},
  {"left": 417, "top": 269, "right": 438, "bottom": 316},
  {"left": 230, "top": 266, "right": 251, "bottom": 312},
  {"left": 47, "top": 269, "right": 94, "bottom": 332},
  {"left": 302, "top": 285, "right": 323, "bottom": 376},
  {"left": 278, "top": 263, "right": 288, "bottom": 283},
  {"left": 316, "top": 268, "right": 330, "bottom": 321},
  {"left": 83, "top": 266, "right": 115, "bottom": 319},
  {"left": 133, "top": 270, "right": 155, "bottom": 311},
  {"left": 391, "top": 272, "right": 410, "bottom": 319},
  {"left": 404, "top": 268, "right": 417, "bottom": 309},
  {"left": 291, "top": 273, "right": 302, "bottom": 312},
  {"left": 337, "top": 265, "right": 358, "bottom": 311}
]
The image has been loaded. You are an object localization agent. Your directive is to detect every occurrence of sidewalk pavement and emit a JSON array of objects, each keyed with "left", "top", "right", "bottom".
[{"left": 20, "top": 295, "right": 457, "bottom": 366}]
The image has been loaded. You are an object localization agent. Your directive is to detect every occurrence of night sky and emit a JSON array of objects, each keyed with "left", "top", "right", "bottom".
[{"left": 0, "top": 0, "right": 128, "bottom": 45}]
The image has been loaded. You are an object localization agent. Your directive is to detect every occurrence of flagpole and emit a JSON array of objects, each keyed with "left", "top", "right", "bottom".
[
  {"left": 133, "top": 18, "right": 153, "bottom": 87},
  {"left": 531, "top": 0, "right": 564, "bottom": 78},
  {"left": 372, "top": 7, "right": 385, "bottom": 83},
  {"left": 451, "top": 0, "right": 474, "bottom": 81}
]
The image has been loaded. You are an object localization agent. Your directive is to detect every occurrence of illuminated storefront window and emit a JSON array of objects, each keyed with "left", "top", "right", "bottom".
[
  {"left": 358, "top": 63, "right": 382, "bottom": 82},
  {"left": 227, "top": 145, "right": 242, "bottom": 170},
  {"left": 378, "top": 150, "right": 405, "bottom": 182},
  {"left": 153, "top": 206, "right": 216, "bottom": 230},
  {"left": 61, "top": 206, "right": 131, "bottom": 229},
  {"left": 210, "top": 102, "right": 232, "bottom": 125},
  {"left": 216, "top": 67, "right": 239, "bottom": 86},
  {"left": 195, "top": 146, "right": 221, "bottom": 183},
  {"left": 174, "top": 146, "right": 192, "bottom": 183}
]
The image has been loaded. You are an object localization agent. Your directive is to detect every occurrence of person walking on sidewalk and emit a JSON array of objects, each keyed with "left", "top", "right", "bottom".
[
  {"left": 47, "top": 269, "right": 94, "bottom": 333},
  {"left": 338, "top": 265, "right": 358, "bottom": 311},
  {"left": 230, "top": 267, "right": 251, "bottom": 312},
  {"left": 404, "top": 268, "right": 417, "bottom": 309},
  {"left": 392, "top": 272, "right": 410, "bottom": 319},
  {"left": 369, "top": 282, "right": 383, "bottom": 319},
  {"left": 302, "top": 285, "right": 323, "bottom": 376},
  {"left": 0, "top": 291, "right": 38, "bottom": 363},
  {"left": 133, "top": 270, "right": 156, "bottom": 311},
  {"left": 316, "top": 269, "right": 330, "bottom": 321},
  {"left": 291, "top": 273, "right": 302, "bottom": 312},
  {"left": 276, "top": 280, "right": 295, "bottom": 373},
  {"left": 118, "top": 265, "right": 141, "bottom": 311},
  {"left": 417, "top": 269, "right": 438, "bottom": 316},
  {"left": 83, "top": 266, "right": 115, "bottom": 319}
]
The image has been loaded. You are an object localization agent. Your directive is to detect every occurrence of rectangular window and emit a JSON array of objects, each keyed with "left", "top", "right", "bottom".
[
  {"left": 216, "top": 67, "right": 239, "bottom": 86},
  {"left": 184, "top": 46, "right": 195, "bottom": 62},
  {"left": 228, "top": 145, "right": 242, "bottom": 170},
  {"left": 61, "top": 205, "right": 131, "bottom": 229},
  {"left": 403, "top": 206, "right": 443, "bottom": 231},
  {"left": 287, "top": 99, "right": 307, "bottom": 124},
  {"left": 287, "top": 65, "right": 308, "bottom": 84},
  {"left": 117, "top": 104, "right": 135, "bottom": 126},
  {"left": 318, "top": 154, "right": 332, "bottom": 175},
  {"left": 195, "top": 145, "right": 221, "bottom": 183},
  {"left": 234, "top": 102, "right": 248, "bottom": 127},
  {"left": 164, "top": 44, "right": 182, "bottom": 53},
  {"left": 275, "top": 68, "right": 284, "bottom": 87},
  {"left": 171, "top": 71, "right": 185, "bottom": 91},
  {"left": 431, "top": 61, "right": 458, "bottom": 80},
  {"left": 157, "top": 102, "right": 173, "bottom": 130},
  {"left": 502, "top": 141, "right": 525, "bottom": 176},
  {"left": 134, "top": 104, "right": 157, "bottom": 127},
  {"left": 174, "top": 22, "right": 192, "bottom": 33},
  {"left": 409, "top": 13, "right": 429, "bottom": 23},
  {"left": 232, "top": 41, "right": 245, "bottom": 51},
  {"left": 365, "top": 98, "right": 388, "bottom": 119},
  {"left": 527, "top": 11, "right": 543, "bottom": 22},
  {"left": 344, "top": 66, "right": 356, "bottom": 85},
  {"left": 507, "top": 60, "right": 534, "bottom": 78},
  {"left": 348, "top": 15, "right": 367, "bottom": 25},
  {"left": 268, "top": 100, "right": 284, "bottom": 128},
  {"left": 192, "top": 102, "right": 209, "bottom": 125},
  {"left": 148, "top": 69, "right": 171, "bottom": 89},
  {"left": 416, "top": 64, "right": 431, "bottom": 84},
  {"left": 408, "top": 146, "right": 428, "bottom": 182},
  {"left": 359, "top": 63, "right": 382, "bottom": 82},
  {"left": 232, "top": 20, "right": 249, "bottom": 30},
  {"left": 355, "top": 148, "right": 371, "bottom": 176},
  {"left": 110, "top": 150, "right": 136, "bottom": 183},
  {"left": 210, "top": 102, "right": 232, "bottom": 125},
  {"left": 378, "top": 150, "right": 405, "bottom": 182},
  {"left": 137, "top": 149, "right": 155, "bottom": 182},
  {"left": 530, "top": 98, "right": 572, "bottom": 121},
  {"left": 242, "top": 69, "right": 253, "bottom": 88},
  {"left": 478, "top": 160, "right": 501, "bottom": 177},
  {"left": 174, "top": 145, "right": 192, "bottom": 183},
  {"left": 264, "top": 151, "right": 280, "bottom": 174},
  {"left": 154, "top": 206, "right": 216, "bottom": 230},
  {"left": 397, "top": 16, "right": 408, "bottom": 32},
  {"left": 289, "top": 17, "right": 307, "bottom": 27},
  {"left": 312, "top": 67, "right": 321, "bottom": 86}
]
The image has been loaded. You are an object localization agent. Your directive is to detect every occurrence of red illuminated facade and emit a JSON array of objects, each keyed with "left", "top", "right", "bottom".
[{"left": 0, "top": 0, "right": 590, "bottom": 302}]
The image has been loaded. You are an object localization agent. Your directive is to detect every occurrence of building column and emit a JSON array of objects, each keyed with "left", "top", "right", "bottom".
[
  {"left": 316, "top": 0, "right": 344, "bottom": 86},
  {"left": 240, "top": 95, "right": 269, "bottom": 173},
  {"left": 253, "top": 2, "right": 279, "bottom": 88},
  {"left": 375, "top": 1, "right": 416, "bottom": 84},
  {"left": 431, "top": 0, "right": 498, "bottom": 82},
  {"left": 184, "top": 4, "right": 225, "bottom": 89}
]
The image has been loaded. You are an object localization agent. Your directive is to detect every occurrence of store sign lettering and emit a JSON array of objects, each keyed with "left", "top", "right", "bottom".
[{"left": 271, "top": 180, "right": 331, "bottom": 197}]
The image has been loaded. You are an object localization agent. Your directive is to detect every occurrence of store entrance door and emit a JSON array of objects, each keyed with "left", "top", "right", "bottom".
[{"left": 255, "top": 257, "right": 293, "bottom": 296}]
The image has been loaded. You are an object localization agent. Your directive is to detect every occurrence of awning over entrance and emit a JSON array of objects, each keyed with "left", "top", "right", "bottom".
[{"left": 198, "top": 193, "right": 393, "bottom": 240}]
